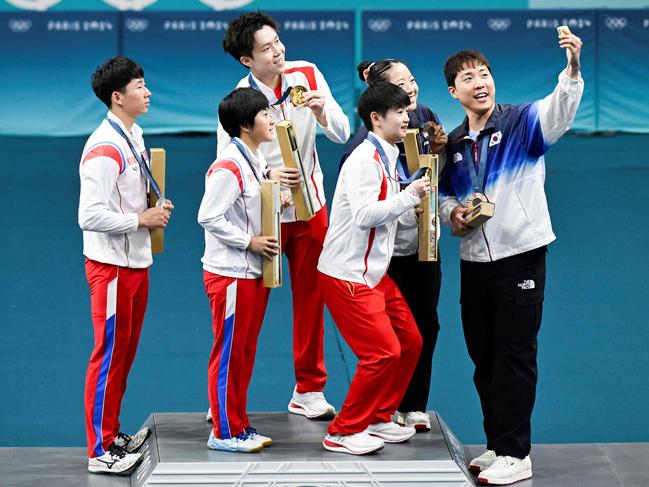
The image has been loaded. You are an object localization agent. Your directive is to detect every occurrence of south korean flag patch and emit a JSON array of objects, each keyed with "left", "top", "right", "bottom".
[{"left": 489, "top": 131, "right": 502, "bottom": 147}]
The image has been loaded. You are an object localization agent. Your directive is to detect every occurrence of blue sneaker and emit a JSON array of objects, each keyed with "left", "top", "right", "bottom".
[
  {"left": 244, "top": 427, "right": 272, "bottom": 447},
  {"left": 207, "top": 430, "right": 264, "bottom": 453}
]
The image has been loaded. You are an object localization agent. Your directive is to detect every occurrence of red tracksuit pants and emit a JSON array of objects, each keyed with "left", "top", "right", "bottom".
[
  {"left": 282, "top": 206, "right": 328, "bottom": 393},
  {"left": 84, "top": 259, "right": 149, "bottom": 458},
  {"left": 205, "top": 271, "right": 270, "bottom": 439},
  {"left": 318, "top": 272, "right": 422, "bottom": 436}
]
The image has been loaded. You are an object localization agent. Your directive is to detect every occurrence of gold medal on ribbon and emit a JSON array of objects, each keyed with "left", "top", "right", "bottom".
[{"left": 290, "top": 85, "right": 307, "bottom": 107}]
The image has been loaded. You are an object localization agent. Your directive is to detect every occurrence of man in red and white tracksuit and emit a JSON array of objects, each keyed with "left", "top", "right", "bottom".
[
  {"left": 317, "top": 82, "right": 429, "bottom": 455},
  {"left": 218, "top": 12, "right": 350, "bottom": 417},
  {"left": 80, "top": 57, "right": 172, "bottom": 475}
]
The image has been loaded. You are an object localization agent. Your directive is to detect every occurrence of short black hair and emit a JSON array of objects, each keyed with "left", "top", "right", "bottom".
[
  {"left": 223, "top": 12, "right": 279, "bottom": 62},
  {"left": 218, "top": 87, "right": 270, "bottom": 138},
  {"left": 357, "top": 82, "right": 410, "bottom": 131},
  {"left": 444, "top": 50, "right": 491, "bottom": 87},
  {"left": 91, "top": 56, "right": 144, "bottom": 109},
  {"left": 357, "top": 59, "right": 407, "bottom": 85}
]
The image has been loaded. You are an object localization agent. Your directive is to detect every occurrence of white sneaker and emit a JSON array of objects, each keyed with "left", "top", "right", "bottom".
[
  {"left": 469, "top": 449, "right": 497, "bottom": 473},
  {"left": 396, "top": 411, "right": 431, "bottom": 431},
  {"left": 366, "top": 422, "right": 416, "bottom": 443},
  {"left": 88, "top": 443, "right": 142, "bottom": 475},
  {"left": 113, "top": 427, "right": 150, "bottom": 453},
  {"left": 288, "top": 387, "right": 335, "bottom": 419},
  {"left": 244, "top": 427, "right": 272, "bottom": 447},
  {"left": 477, "top": 455, "right": 532, "bottom": 485},
  {"left": 206, "top": 430, "right": 264, "bottom": 453},
  {"left": 323, "top": 432, "right": 384, "bottom": 455},
  {"left": 206, "top": 407, "right": 212, "bottom": 422}
]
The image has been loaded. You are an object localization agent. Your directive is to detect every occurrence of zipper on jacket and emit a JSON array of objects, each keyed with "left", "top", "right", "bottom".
[
  {"left": 124, "top": 235, "right": 130, "bottom": 267},
  {"left": 472, "top": 137, "right": 494, "bottom": 262}
]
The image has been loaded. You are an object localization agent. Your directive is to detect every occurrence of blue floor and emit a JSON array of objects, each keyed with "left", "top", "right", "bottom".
[{"left": 1, "top": 133, "right": 647, "bottom": 448}]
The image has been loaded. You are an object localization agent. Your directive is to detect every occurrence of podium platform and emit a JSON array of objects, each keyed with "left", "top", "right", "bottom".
[{"left": 132, "top": 412, "right": 475, "bottom": 486}]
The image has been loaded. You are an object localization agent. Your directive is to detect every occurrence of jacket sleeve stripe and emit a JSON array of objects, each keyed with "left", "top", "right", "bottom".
[
  {"left": 82, "top": 144, "right": 125, "bottom": 173},
  {"left": 207, "top": 159, "right": 244, "bottom": 192},
  {"left": 284, "top": 65, "right": 318, "bottom": 91}
]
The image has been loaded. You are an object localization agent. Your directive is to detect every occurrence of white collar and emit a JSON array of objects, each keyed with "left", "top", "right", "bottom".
[
  {"left": 106, "top": 111, "right": 142, "bottom": 140},
  {"left": 232, "top": 137, "right": 263, "bottom": 170},
  {"left": 248, "top": 72, "right": 286, "bottom": 103}
]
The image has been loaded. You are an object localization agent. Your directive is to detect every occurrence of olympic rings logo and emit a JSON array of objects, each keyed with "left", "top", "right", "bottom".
[
  {"left": 125, "top": 18, "right": 149, "bottom": 32},
  {"left": 4, "top": 0, "right": 61, "bottom": 10},
  {"left": 367, "top": 18, "right": 392, "bottom": 32},
  {"left": 604, "top": 17, "right": 627, "bottom": 30},
  {"left": 101, "top": 0, "right": 158, "bottom": 10},
  {"left": 198, "top": 0, "right": 254, "bottom": 8},
  {"left": 487, "top": 18, "right": 511, "bottom": 31},
  {"left": 8, "top": 19, "right": 32, "bottom": 33}
]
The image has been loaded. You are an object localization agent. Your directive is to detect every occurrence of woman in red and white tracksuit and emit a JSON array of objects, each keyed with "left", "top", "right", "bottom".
[
  {"left": 317, "top": 82, "right": 430, "bottom": 455},
  {"left": 199, "top": 87, "right": 290, "bottom": 453}
]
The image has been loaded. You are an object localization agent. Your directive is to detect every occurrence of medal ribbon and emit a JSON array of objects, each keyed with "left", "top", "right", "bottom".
[
  {"left": 468, "top": 135, "right": 490, "bottom": 194},
  {"left": 106, "top": 118, "right": 163, "bottom": 199},
  {"left": 248, "top": 73, "right": 293, "bottom": 106},
  {"left": 230, "top": 138, "right": 262, "bottom": 184},
  {"left": 367, "top": 132, "right": 423, "bottom": 184}
]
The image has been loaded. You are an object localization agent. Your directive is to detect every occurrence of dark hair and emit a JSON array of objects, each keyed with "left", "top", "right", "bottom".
[
  {"left": 357, "top": 59, "right": 407, "bottom": 86},
  {"left": 444, "top": 50, "right": 491, "bottom": 87},
  {"left": 223, "top": 12, "right": 279, "bottom": 62},
  {"left": 91, "top": 56, "right": 144, "bottom": 109},
  {"left": 218, "top": 87, "right": 270, "bottom": 138},
  {"left": 357, "top": 82, "right": 410, "bottom": 131}
]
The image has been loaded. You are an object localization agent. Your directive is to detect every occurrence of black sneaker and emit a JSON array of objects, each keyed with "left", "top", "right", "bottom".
[
  {"left": 114, "top": 426, "right": 150, "bottom": 453},
  {"left": 88, "top": 443, "right": 142, "bottom": 475}
]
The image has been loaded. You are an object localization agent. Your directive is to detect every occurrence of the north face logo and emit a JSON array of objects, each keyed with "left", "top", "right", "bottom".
[{"left": 517, "top": 280, "right": 535, "bottom": 290}]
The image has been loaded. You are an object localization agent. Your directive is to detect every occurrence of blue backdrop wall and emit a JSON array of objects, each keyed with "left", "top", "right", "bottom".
[{"left": 1, "top": 8, "right": 649, "bottom": 135}]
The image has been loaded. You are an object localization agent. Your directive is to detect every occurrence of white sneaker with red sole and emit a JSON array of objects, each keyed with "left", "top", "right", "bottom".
[
  {"left": 469, "top": 449, "right": 497, "bottom": 473},
  {"left": 365, "top": 422, "right": 416, "bottom": 443},
  {"left": 322, "top": 432, "right": 384, "bottom": 455},
  {"left": 395, "top": 411, "right": 431, "bottom": 431},
  {"left": 288, "top": 387, "right": 335, "bottom": 419}
]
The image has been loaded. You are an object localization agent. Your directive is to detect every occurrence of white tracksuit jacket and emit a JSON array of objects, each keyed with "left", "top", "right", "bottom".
[
  {"left": 318, "top": 133, "right": 421, "bottom": 288},
  {"left": 198, "top": 139, "right": 268, "bottom": 279},
  {"left": 78, "top": 112, "right": 151, "bottom": 269}
]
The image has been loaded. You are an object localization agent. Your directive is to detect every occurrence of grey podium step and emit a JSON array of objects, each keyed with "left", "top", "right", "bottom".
[{"left": 133, "top": 411, "right": 474, "bottom": 486}]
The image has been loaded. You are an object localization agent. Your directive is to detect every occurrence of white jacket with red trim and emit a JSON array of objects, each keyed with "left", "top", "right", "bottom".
[
  {"left": 78, "top": 111, "right": 151, "bottom": 269},
  {"left": 317, "top": 134, "right": 420, "bottom": 288},
  {"left": 217, "top": 60, "right": 350, "bottom": 223},
  {"left": 198, "top": 139, "right": 268, "bottom": 279}
]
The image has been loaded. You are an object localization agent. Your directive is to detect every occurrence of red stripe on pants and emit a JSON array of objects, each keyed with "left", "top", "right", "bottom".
[
  {"left": 84, "top": 259, "right": 149, "bottom": 457},
  {"left": 281, "top": 206, "right": 328, "bottom": 393},
  {"left": 204, "top": 271, "right": 270, "bottom": 439},
  {"left": 318, "top": 272, "right": 422, "bottom": 435}
]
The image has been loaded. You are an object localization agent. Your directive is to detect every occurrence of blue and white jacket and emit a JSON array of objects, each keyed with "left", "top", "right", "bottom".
[{"left": 439, "top": 69, "right": 584, "bottom": 262}]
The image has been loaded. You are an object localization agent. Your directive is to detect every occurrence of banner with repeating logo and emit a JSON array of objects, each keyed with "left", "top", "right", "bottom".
[
  {"left": 1, "top": 9, "right": 648, "bottom": 135},
  {"left": 362, "top": 10, "right": 597, "bottom": 132},
  {"left": 597, "top": 10, "right": 649, "bottom": 133},
  {"left": 0, "top": 11, "right": 119, "bottom": 136},
  {"left": 0, "top": 10, "right": 353, "bottom": 135},
  {"left": 121, "top": 10, "right": 355, "bottom": 134}
]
